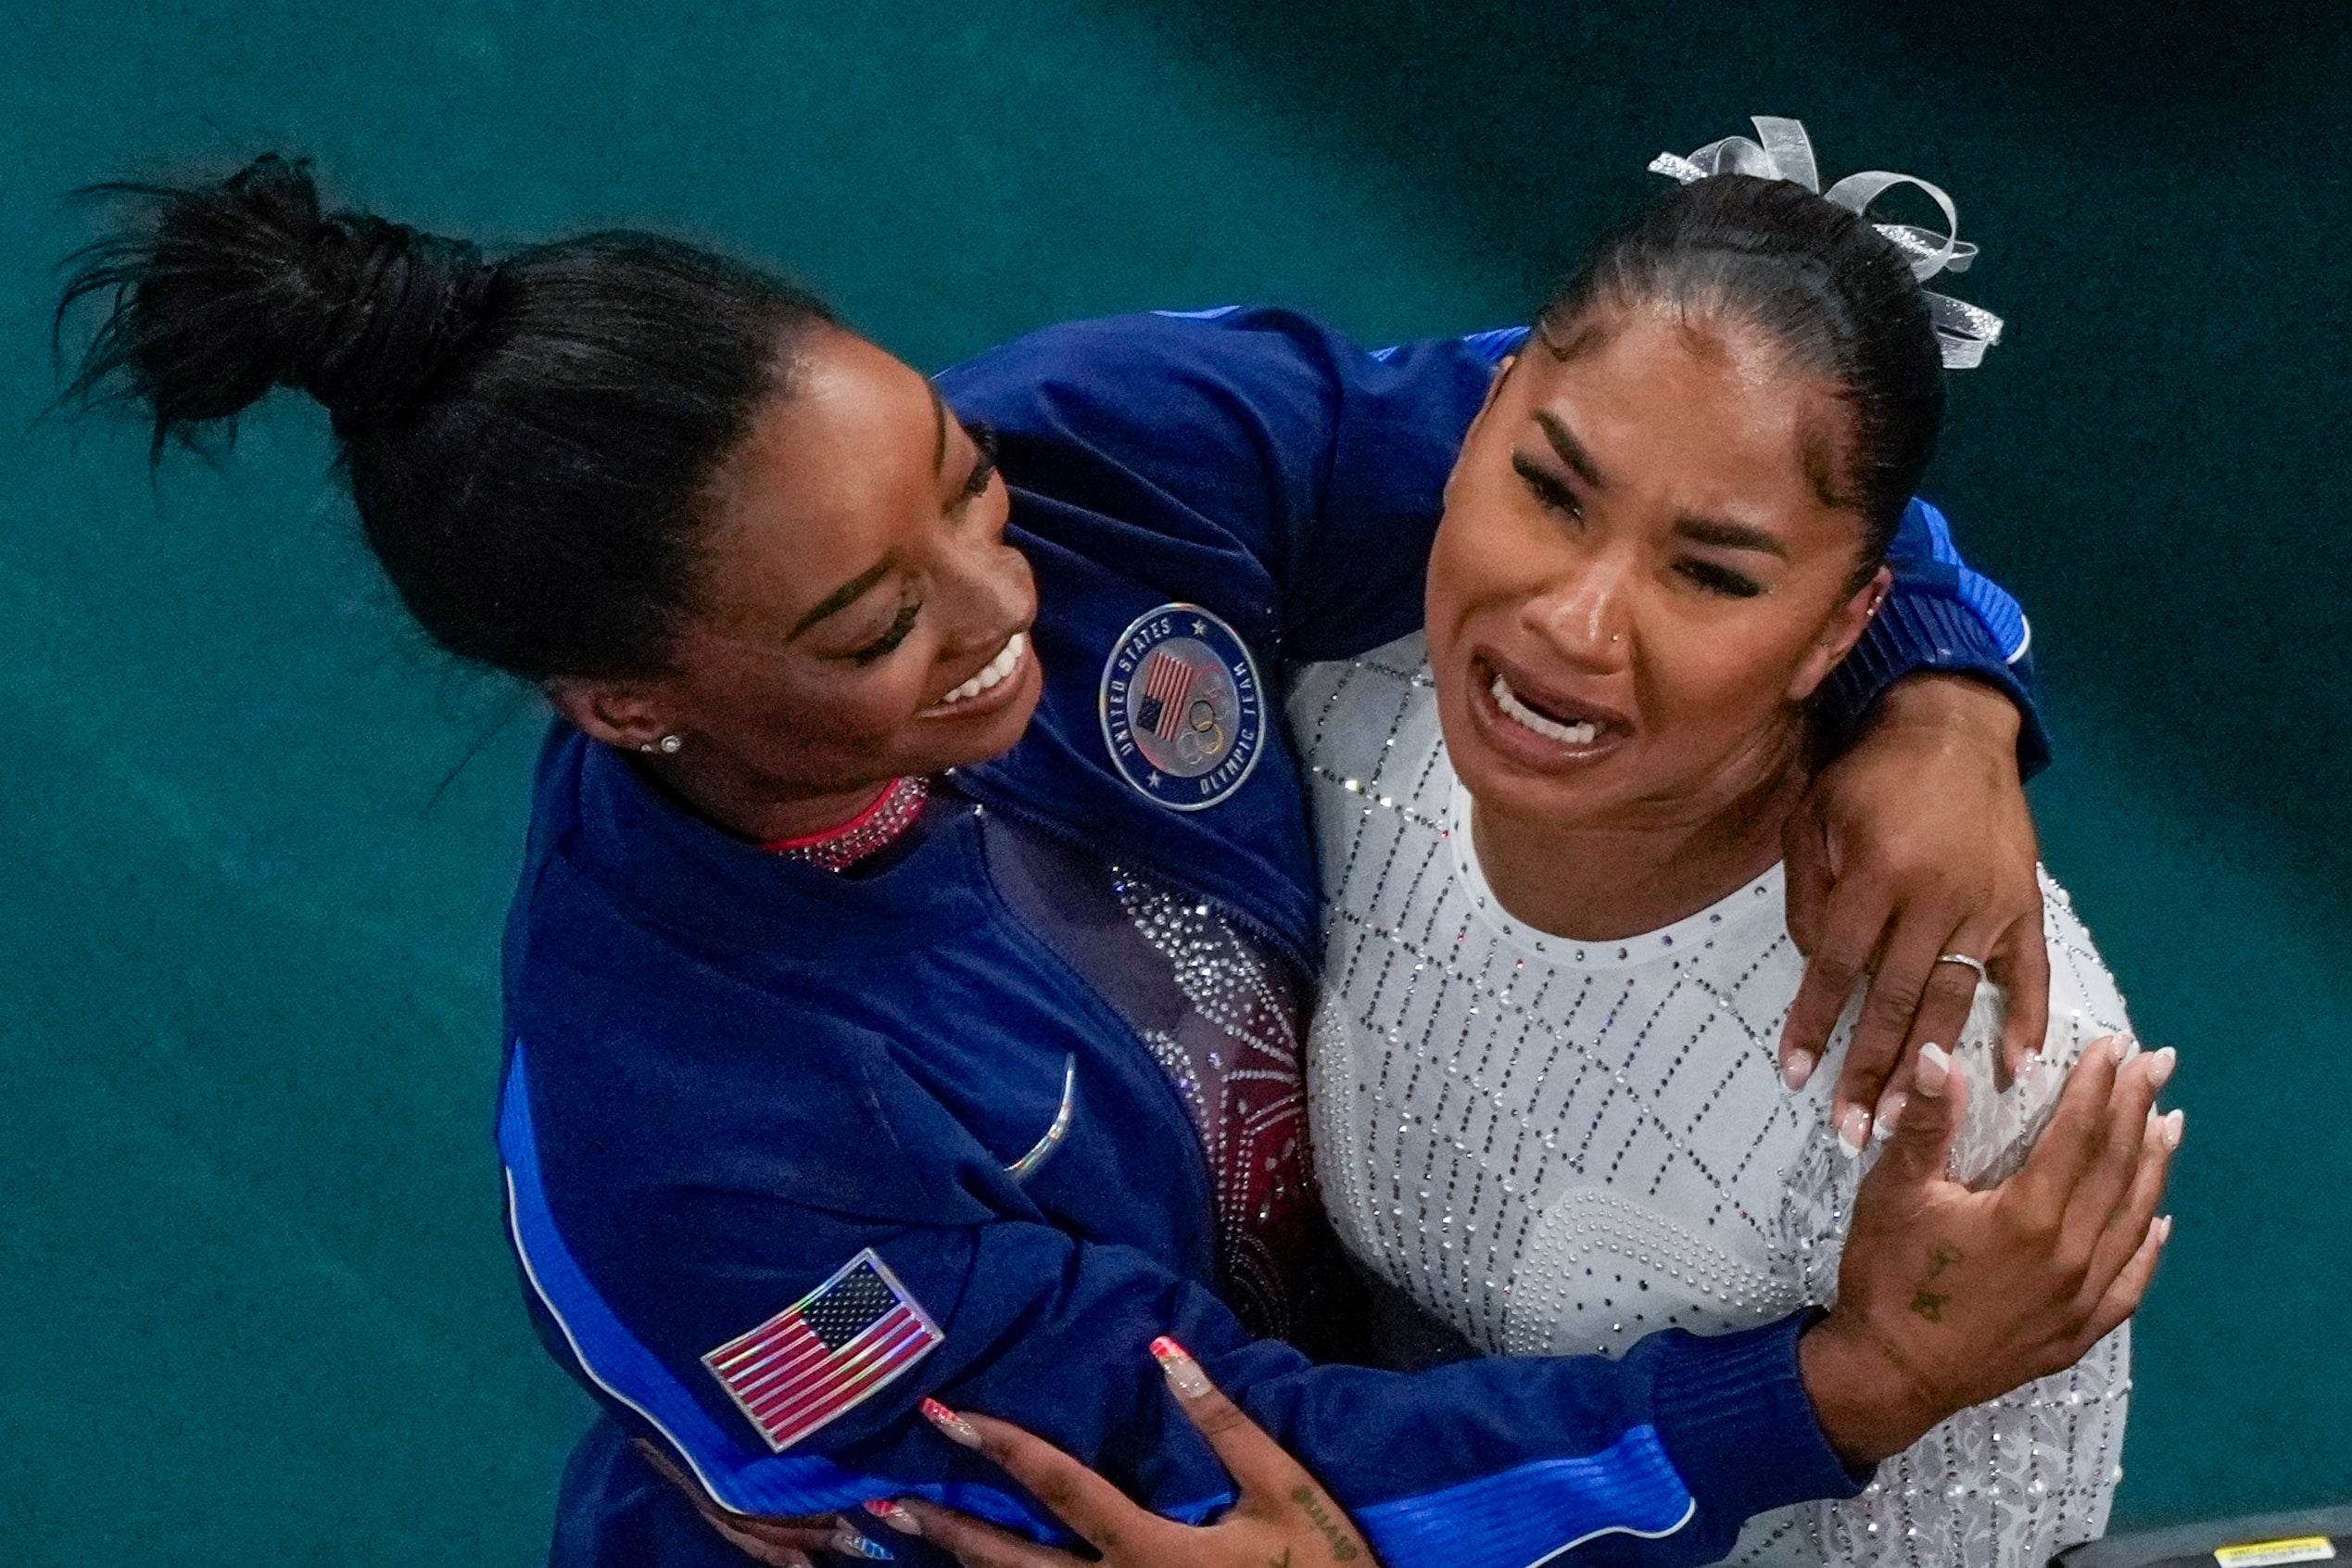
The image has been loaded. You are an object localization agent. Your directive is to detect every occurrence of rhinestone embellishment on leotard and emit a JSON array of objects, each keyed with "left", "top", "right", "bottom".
[{"left": 1286, "top": 633, "right": 2135, "bottom": 1568}]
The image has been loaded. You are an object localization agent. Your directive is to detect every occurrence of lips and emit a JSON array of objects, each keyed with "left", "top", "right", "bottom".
[
  {"left": 917, "top": 629, "right": 1031, "bottom": 719},
  {"left": 1469, "top": 653, "right": 1632, "bottom": 768}
]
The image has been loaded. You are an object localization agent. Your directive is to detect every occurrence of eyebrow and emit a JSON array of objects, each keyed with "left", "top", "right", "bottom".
[
  {"left": 1675, "top": 515, "right": 1789, "bottom": 560},
  {"left": 927, "top": 380, "right": 949, "bottom": 475},
  {"left": 789, "top": 551, "right": 899, "bottom": 641},
  {"left": 1530, "top": 410, "right": 1608, "bottom": 488}
]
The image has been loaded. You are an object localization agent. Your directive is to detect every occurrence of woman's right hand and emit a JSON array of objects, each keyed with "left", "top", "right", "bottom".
[
  {"left": 1799, "top": 1033, "right": 2180, "bottom": 1467},
  {"left": 867, "top": 1340, "right": 1380, "bottom": 1568}
]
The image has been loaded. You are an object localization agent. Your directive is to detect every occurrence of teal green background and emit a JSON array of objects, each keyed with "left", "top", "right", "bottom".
[{"left": 3, "top": 3, "right": 2346, "bottom": 1562}]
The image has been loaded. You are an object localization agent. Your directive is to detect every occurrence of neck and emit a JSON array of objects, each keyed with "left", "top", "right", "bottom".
[
  {"left": 636, "top": 752, "right": 904, "bottom": 846},
  {"left": 1472, "top": 723, "right": 1808, "bottom": 942}
]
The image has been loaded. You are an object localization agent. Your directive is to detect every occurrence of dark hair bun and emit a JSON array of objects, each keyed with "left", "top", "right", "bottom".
[{"left": 61, "top": 154, "right": 496, "bottom": 443}]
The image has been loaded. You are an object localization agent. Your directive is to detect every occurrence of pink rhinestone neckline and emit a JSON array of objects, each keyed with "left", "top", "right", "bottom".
[{"left": 763, "top": 775, "right": 930, "bottom": 872}]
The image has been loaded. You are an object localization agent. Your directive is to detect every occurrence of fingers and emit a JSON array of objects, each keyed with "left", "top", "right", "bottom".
[
  {"left": 707, "top": 1519, "right": 813, "bottom": 1568},
  {"left": 2005, "top": 1034, "right": 2129, "bottom": 1226},
  {"left": 922, "top": 1399, "right": 1166, "bottom": 1558},
  {"left": 1147, "top": 1338, "right": 1320, "bottom": 1510},
  {"left": 2054, "top": 1047, "right": 2171, "bottom": 1271},
  {"left": 2071, "top": 1052, "right": 2181, "bottom": 1280},
  {"left": 2083, "top": 1212, "right": 2175, "bottom": 1347},
  {"left": 1780, "top": 879, "right": 1890, "bottom": 1097},
  {"left": 1858, "top": 1041, "right": 1967, "bottom": 1192},
  {"left": 1834, "top": 913, "right": 1976, "bottom": 1142},
  {"left": 2080, "top": 1095, "right": 2181, "bottom": 1308},
  {"left": 629, "top": 1437, "right": 841, "bottom": 1564},
  {"left": 1989, "top": 908, "right": 2052, "bottom": 1089},
  {"left": 1782, "top": 799, "right": 1834, "bottom": 957},
  {"left": 887, "top": 1498, "right": 1088, "bottom": 1568}
]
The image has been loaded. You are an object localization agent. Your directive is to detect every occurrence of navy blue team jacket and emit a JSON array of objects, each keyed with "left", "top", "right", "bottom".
[{"left": 501, "top": 308, "right": 2042, "bottom": 1568}]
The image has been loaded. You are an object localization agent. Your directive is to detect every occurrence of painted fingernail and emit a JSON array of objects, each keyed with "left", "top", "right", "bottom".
[
  {"left": 2156, "top": 1214, "right": 2175, "bottom": 1246},
  {"left": 2017, "top": 1050, "right": 2043, "bottom": 1081},
  {"left": 920, "top": 1397, "right": 983, "bottom": 1449},
  {"left": 831, "top": 1526, "right": 895, "bottom": 1561},
  {"left": 1150, "top": 1335, "right": 1214, "bottom": 1398},
  {"left": 2107, "top": 1034, "right": 2132, "bottom": 1065},
  {"left": 2145, "top": 1046, "right": 2177, "bottom": 1089},
  {"left": 1782, "top": 1050, "right": 1817, "bottom": 1092},
  {"left": 1916, "top": 1043, "right": 1952, "bottom": 1099},
  {"left": 2161, "top": 1108, "right": 2184, "bottom": 1149},
  {"left": 1837, "top": 1103, "right": 1871, "bottom": 1158},
  {"left": 1874, "top": 1093, "right": 1907, "bottom": 1137},
  {"left": 865, "top": 1500, "right": 922, "bottom": 1537}
]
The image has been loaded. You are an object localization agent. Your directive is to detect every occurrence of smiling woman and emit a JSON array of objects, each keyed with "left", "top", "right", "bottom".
[{"left": 57, "top": 146, "right": 2171, "bottom": 1568}]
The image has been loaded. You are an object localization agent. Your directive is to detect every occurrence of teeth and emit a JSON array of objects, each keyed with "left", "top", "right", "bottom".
[
  {"left": 1491, "top": 673, "right": 1600, "bottom": 746},
  {"left": 936, "top": 632, "right": 1026, "bottom": 706}
]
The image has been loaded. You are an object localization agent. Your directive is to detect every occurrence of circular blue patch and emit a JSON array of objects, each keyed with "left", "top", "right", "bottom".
[{"left": 1098, "top": 604, "right": 1266, "bottom": 812}]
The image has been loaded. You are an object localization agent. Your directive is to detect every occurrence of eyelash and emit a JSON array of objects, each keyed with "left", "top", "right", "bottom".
[
  {"left": 1676, "top": 561, "right": 1764, "bottom": 600},
  {"left": 847, "top": 425, "right": 1001, "bottom": 667},
  {"left": 1512, "top": 453, "right": 1582, "bottom": 520},
  {"left": 853, "top": 595, "right": 922, "bottom": 666},
  {"left": 1513, "top": 453, "right": 1762, "bottom": 601},
  {"left": 955, "top": 422, "right": 1001, "bottom": 510}
]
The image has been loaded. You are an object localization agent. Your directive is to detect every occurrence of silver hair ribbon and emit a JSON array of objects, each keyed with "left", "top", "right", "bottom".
[{"left": 1649, "top": 116, "right": 2003, "bottom": 369}]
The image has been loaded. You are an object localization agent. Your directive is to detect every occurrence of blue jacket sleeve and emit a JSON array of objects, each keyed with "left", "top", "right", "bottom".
[
  {"left": 500, "top": 936, "right": 1865, "bottom": 1568},
  {"left": 942, "top": 309, "right": 2049, "bottom": 777},
  {"left": 508, "top": 1063, "right": 1863, "bottom": 1568}
]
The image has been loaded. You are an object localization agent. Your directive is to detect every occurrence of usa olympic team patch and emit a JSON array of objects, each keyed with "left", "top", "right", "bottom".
[{"left": 1099, "top": 604, "right": 1266, "bottom": 812}]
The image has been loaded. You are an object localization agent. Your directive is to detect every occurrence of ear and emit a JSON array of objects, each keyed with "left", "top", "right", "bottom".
[
  {"left": 545, "top": 677, "right": 681, "bottom": 753},
  {"left": 1786, "top": 565, "right": 1893, "bottom": 704}
]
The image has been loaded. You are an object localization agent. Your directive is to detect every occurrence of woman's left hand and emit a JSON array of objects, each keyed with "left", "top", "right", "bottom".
[
  {"left": 865, "top": 1340, "right": 1380, "bottom": 1568},
  {"left": 633, "top": 1437, "right": 891, "bottom": 1566},
  {"left": 1779, "top": 673, "right": 2047, "bottom": 1140}
]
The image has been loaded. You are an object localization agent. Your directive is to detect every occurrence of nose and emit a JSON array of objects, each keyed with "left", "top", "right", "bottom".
[
  {"left": 1520, "top": 553, "right": 1633, "bottom": 672},
  {"left": 934, "top": 510, "right": 1034, "bottom": 657}
]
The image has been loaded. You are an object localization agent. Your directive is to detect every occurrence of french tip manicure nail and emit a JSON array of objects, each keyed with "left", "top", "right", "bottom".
[
  {"left": 1149, "top": 1334, "right": 1215, "bottom": 1398},
  {"left": 2162, "top": 1107, "right": 2185, "bottom": 1149},
  {"left": 2147, "top": 1046, "right": 2178, "bottom": 1088},
  {"left": 1837, "top": 1105, "right": 1870, "bottom": 1157},
  {"left": 1782, "top": 1051, "right": 1816, "bottom": 1091},
  {"left": 920, "top": 1397, "right": 984, "bottom": 1448},
  {"left": 1916, "top": 1042, "right": 1952, "bottom": 1097},
  {"left": 865, "top": 1500, "right": 922, "bottom": 1536}
]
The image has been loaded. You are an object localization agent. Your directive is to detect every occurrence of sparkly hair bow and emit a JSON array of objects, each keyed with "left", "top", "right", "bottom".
[{"left": 1650, "top": 115, "right": 2004, "bottom": 369}]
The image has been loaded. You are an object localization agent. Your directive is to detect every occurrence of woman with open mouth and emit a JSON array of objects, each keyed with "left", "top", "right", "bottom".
[
  {"left": 57, "top": 128, "right": 2171, "bottom": 1568},
  {"left": 1273, "top": 121, "right": 2159, "bottom": 1568}
]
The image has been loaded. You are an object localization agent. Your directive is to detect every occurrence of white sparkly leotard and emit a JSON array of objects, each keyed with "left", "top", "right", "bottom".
[{"left": 1289, "top": 636, "right": 2131, "bottom": 1568}]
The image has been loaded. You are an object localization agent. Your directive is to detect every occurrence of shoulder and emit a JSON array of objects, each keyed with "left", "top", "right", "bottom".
[
  {"left": 1284, "top": 631, "right": 1436, "bottom": 784},
  {"left": 1942, "top": 866, "right": 2134, "bottom": 1182},
  {"left": 936, "top": 306, "right": 1360, "bottom": 422}
]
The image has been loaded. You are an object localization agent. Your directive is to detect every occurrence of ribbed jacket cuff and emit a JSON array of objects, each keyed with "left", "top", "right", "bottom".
[
  {"left": 1824, "top": 588, "right": 2053, "bottom": 781},
  {"left": 1648, "top": 1312, "right": 1871, "bottom": 1528}
]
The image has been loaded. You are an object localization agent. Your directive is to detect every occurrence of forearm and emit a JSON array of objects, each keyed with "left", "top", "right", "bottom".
[{"left": 1820, "top": 498, "right": 2048, "bottom": 778}]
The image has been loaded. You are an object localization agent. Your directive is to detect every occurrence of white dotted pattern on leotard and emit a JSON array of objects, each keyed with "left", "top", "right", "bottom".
[{"left": 1289, "top": 635, "right": 2132, "bottom": 1568}]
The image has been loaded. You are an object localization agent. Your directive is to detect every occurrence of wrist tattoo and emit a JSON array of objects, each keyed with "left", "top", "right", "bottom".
[
  {"left": 1290, "top": 1486, "right": 1362, "bottom": 1562},
  {"left": 1911, "top": 1288, "right": 1951, "bottom": 1321}
]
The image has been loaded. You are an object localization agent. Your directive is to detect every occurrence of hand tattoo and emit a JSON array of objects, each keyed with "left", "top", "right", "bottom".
[
  {"left": 1927, "top": 1245, "right": 1964, "bottom": 1276},
  {"left": 1290, "top": 1486, "right": 1363, "bottom": 1562},
  {"left": 1911, "top": 1288, "right": 1951, "bottom": 1321}
]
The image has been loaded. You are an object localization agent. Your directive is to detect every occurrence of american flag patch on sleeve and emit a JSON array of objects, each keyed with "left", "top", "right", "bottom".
[{"left": 702, "top": 1249, "right": 945, "bottom": 1453}]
